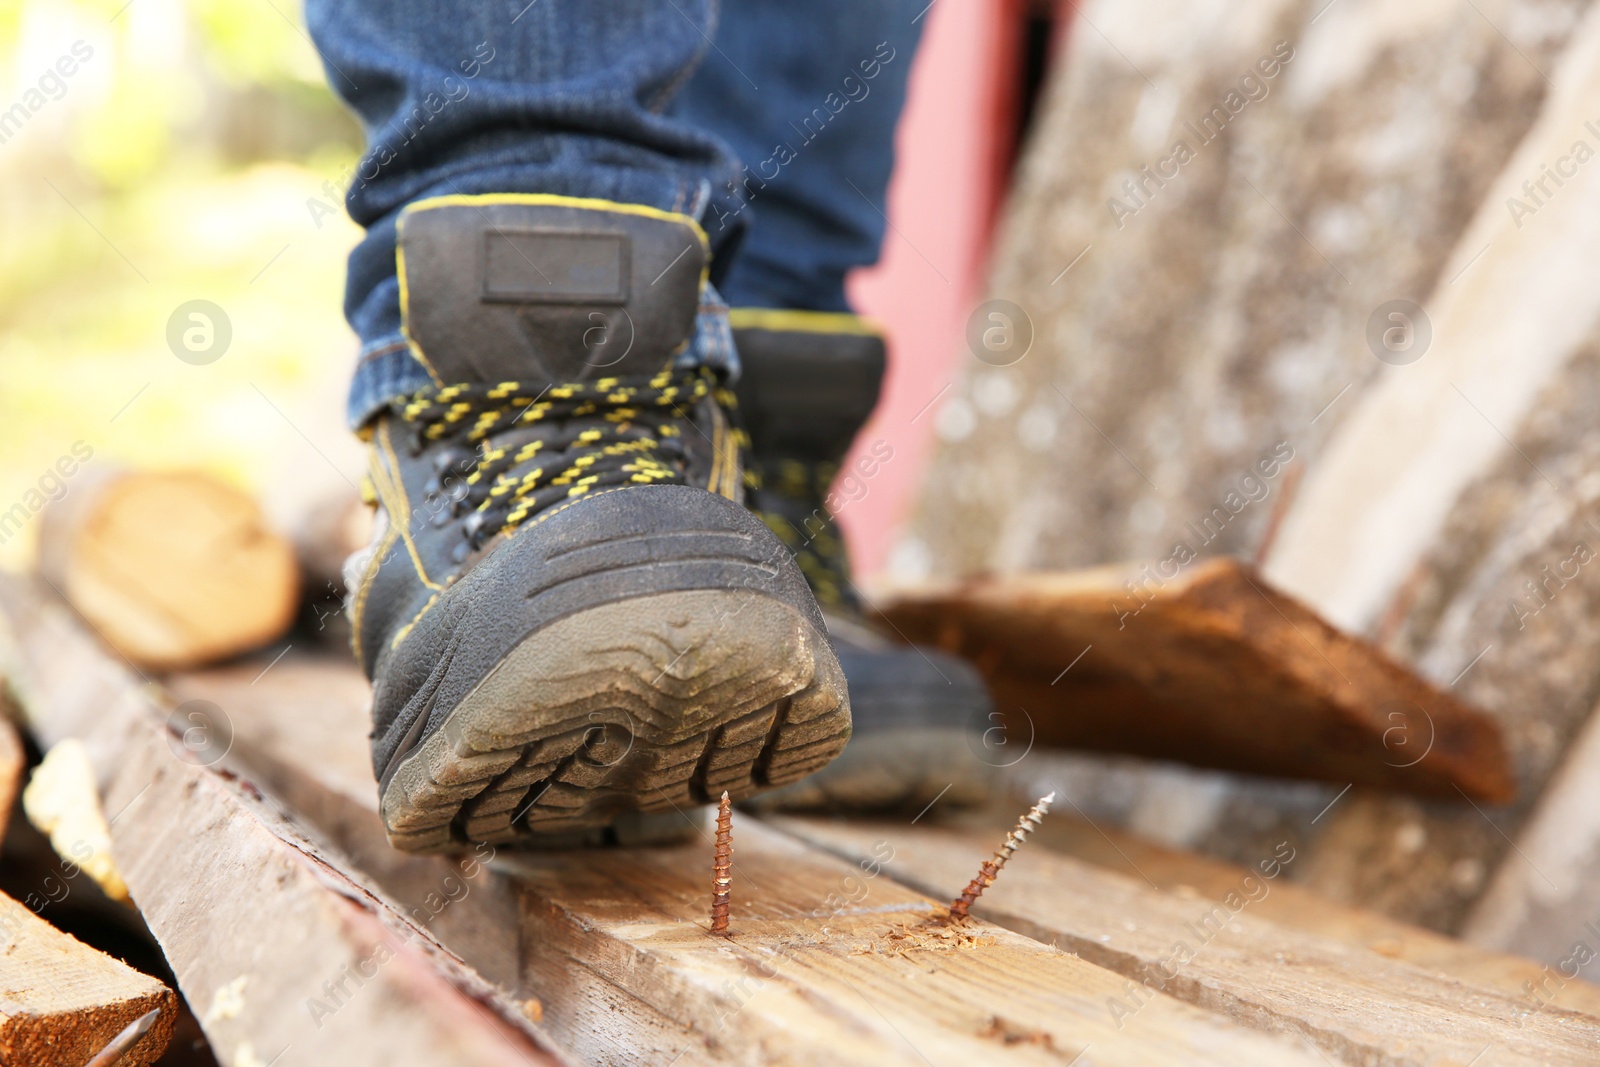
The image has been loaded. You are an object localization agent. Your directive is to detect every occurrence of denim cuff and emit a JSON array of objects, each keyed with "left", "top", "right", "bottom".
[{"left": 347, "top": 281, "right": 740, "bottom": 429}]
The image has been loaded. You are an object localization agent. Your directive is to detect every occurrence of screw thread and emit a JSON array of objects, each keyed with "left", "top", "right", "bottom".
[
  {"left": 710, "top": 791, "right": 733, "bottom": 937},
  {"left": 948, "top": 791, "right": 1055, "bottom": 922}
]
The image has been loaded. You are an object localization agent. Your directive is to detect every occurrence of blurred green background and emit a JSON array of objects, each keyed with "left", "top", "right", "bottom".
[{"left": 0, "top": 0, "right": 368, "bottom": 567}]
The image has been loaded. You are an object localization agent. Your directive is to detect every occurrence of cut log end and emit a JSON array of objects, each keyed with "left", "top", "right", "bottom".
[
  {"left": 0, "top": 891, "right": 176, "bottom": 1067},
  {"left": 39, "top": 470, "right": 299, "bottom": 671}
]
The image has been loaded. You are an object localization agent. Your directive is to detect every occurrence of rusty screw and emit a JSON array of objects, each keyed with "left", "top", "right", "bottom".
[
  {"left": 711, "top": 790, "right": 733, "bottom": 937},
  {"left": 948, "top": 791, "right": 1056, "bottom": 922}
]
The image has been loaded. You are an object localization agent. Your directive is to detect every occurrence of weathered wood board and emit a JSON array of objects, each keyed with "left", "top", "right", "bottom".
[
  {"left": 1465, "top": 698, "right": 1600, "bottom": 972},
  {"left": 879, "top": 557, "right": 1512, "bottom": 800},
  {"left": 0, "top": 889, "right": 175, "bottom": 1066},
  {"left": 1000, "top": 804, "right": 1600, "bottom": 1021},
  {"left": 774, "top": 814, "right": 1600, "bottom": 1066},
  {"left": 172, "top": 654, "right": 1331, "bottom": 1067},
  {"left": 886, "top": 0, "right": 1600, "bottom": 937},
  {"left": 510, "top": 820, "right": 1327, "bottom": 1067},
  {"left": 0, "top": 578, "right": 566, "bottom": 1067},
  {"left": 899, "top": 0, "right": 1584, "bottom": 587}
]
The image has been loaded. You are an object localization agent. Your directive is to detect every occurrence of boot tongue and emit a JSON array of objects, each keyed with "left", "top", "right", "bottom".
[{"left": 396, "top": 197, "right": 708, "bottom": 387}]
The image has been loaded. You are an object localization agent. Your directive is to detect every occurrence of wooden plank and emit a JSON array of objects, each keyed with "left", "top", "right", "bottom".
[
  {"left": 173, "top": 654, "right": 1327, "bottom": 1067},
  {"left": 1003, "top": 804, "right": 1600, "bottom": 1021},
  {"left": 901, "top": 0, "right": 1569, "bottom": 594},
  {"left": 1261, "top": 4, "right": 1600, "bottom": 637},
  {"left": 879, "top": 557, "right": 1512, "bottom": 800},
  {"left": 1465, "top": 700, "right": 1600, "bottom": 977},
  {"left": 1246, "top": 2, "right": 1600, "bottom": 940},
  {"left": 168, "top": 657, "right": 525, "bottom": 992},
  {"left": 891, "top": 0, "right": 1600, "bottom": 934},
  {"left": 0, "top": 578, "right": 567, "bottom": 1067},
  {"left": 773, "top": 815, "right": 1600, "bottom": 1066},
  {"left": 0, "top": 888, "right": 174, "bottom": 1066}
]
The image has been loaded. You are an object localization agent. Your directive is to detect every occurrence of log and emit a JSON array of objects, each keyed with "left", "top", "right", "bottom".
[
  {"left": 879, "top": 557, "right": 1513, "bottom": 800},
  {"left": 0, "top": 577, "right": 567, "bottom": 1067},
  {"left": 774, "top": 815, "right": 1600, "bottom": 1066},
  {"left": 171, "top": 655, "right": 1328, "bottom": 1066},
  {"left": 889, "top": 0, "right": 1600, "bottom": 935},
  {"left": 0, "top": 888, "right": 175, "bottom": 1066},
  {"left": 0, "top": 717, "right": 22, "bottom": 850},
  {"left": 38, "top": 469, "right": 298, "bottom": 670}
]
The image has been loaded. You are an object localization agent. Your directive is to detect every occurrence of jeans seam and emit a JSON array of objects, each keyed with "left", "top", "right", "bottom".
[{"left": 358, "top": 339, "right": 411, "bottom": 365}]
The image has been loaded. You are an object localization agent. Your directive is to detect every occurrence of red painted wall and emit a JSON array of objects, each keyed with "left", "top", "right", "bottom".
[{"left": 840, "top": 0, "right": 1032, "bottom": 582}]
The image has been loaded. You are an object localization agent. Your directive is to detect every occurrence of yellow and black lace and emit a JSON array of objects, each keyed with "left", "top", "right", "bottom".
[
  {"left": 396, "top": 367, "right": 724, "bottom": 550},
  {"left": 748, "top": 457, "right": 854, "bottom": 610}
]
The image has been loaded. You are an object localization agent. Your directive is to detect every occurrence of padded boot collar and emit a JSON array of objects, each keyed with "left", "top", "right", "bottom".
[
  {"left": 397, "top": 194, "right": 709, "bottom": 387},
  {"left": 728, "top": 309, "right": 886, "bottom": 462}
]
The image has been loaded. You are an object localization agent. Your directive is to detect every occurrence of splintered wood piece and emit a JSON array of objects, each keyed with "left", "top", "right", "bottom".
[
  {"left": 0, "top": 578, "right": 564, "bottom": 1067},
  {"left": 38, "top": 468, "right": 299, "bottom": 670},
  {"left": 22, "top": 739, "right": 129, "bottom": 902},
  {"left": 172, "top": 656, "right": 1327, "bottom": 1067},
  {"left": 0, "top": 889, "right": 175, "bottom": 1066},
  {"left": 877, "top": 557, "right": 1513, "bottom": 801},
  {"left": 774, "top": 816, "right": 1600, "bottom": 1067}
]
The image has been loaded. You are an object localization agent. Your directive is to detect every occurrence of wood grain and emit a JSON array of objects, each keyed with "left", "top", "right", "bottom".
[
  {"left": 1006, "top": 805, "right": 1600, "bottom": 1021},
  {"left": 0, "top": 577, "right": 566, "bottom": 1067},
  {"left": 174, "top": 654, "right": 1327, "bottom": 1067},
  {"left": 774, "top": 815, "right": 1600, "bottom": 1067},
  {"left": 0, "top": 889, "right": 175, "bottom": 1066},
  {"left": 38, "top": 469, "right": 298, "bottom": 670},
  {"left": 893, "top": 0, "right": 1600, "bottom": 935}
]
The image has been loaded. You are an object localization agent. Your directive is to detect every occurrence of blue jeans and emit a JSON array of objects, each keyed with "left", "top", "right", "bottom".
[{"left": 306, "top": 0, "right": 924, "bottom": 427}]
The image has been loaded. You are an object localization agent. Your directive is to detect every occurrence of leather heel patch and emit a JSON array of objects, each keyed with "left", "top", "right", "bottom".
[{"left": 397, "top": 194, "right": 708, "bottom": 385}]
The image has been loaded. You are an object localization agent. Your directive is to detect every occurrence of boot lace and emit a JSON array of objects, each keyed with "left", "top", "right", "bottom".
[
  {"left": 396, "top": 367, "right": 726, "bottom": 555},
  {"left": 748, "top": 458, "right": 854, "bottom": 610}
]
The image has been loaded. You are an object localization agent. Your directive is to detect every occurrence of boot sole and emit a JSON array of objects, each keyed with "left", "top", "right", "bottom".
[{"left": 378, "top": 588, "right": 850, "bottom": 852}]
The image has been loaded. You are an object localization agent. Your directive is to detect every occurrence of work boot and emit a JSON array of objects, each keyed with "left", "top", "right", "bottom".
[
  {"left": 727, "top": 309, "right": 997, "bottom": 813},
  {"left": 346, "top": 197, "right": 850, "bottom": 852}
]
